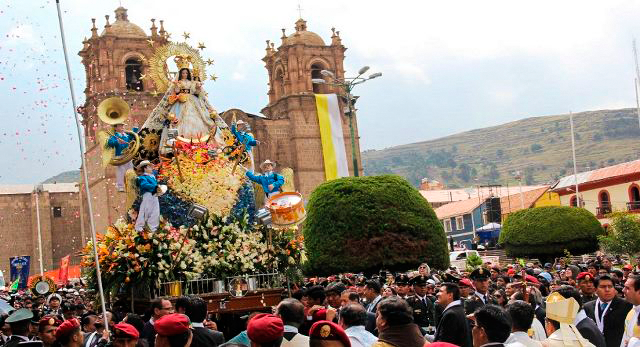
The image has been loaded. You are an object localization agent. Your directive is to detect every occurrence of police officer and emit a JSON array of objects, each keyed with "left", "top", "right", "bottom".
[
  {"left": 464, "top": 267, "right": 496, "bottom": 315},
  {"left": 394, "top": 274, "right": 411, "bottom": 299},
  {"left": 406, "top": 275, "right": 435, "bottom": 330},
  {"left": 4, "top": 309, "right": 42, "bottom": 347}
]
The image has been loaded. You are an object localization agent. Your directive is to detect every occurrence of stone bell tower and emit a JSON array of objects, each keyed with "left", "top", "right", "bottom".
[
  {"left": 254, "top": 18, "right": 363, "bottom": 198},
  {"left": 77, "top": 7, "right": 168, "bottom": 233}
]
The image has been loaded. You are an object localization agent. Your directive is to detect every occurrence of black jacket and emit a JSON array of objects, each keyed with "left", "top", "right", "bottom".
[
  {"left": 142, "top": 321, "right": 156, "bottom": 347},
  {"left": 535, "top": 305, "right": 546, "bottom": 327},
  {"left": 434, "top": 303, "right": 472, "bottom": 347},
  {"left": 575, "top": 315, "right": 607, "bottom": 347},
  {"left": 584, "top": 297, "right": 633, "bottom": 347},
  {"left": 191, "top": 326, "right": 225, "bottom": 347}
]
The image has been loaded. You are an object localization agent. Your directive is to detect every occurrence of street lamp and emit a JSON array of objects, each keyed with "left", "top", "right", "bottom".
[{"left": 313, "top": 66, "right": 382, "bottom": 177}]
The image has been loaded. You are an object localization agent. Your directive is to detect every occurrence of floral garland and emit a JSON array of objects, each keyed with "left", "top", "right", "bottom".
[{"left": 81, "top": 211, "right": 305, "bottom": 296}]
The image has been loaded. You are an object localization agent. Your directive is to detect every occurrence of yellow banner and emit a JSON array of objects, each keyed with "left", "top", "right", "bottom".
[{"left": 315, "top": 94, "right": 338, "bottom": 180}]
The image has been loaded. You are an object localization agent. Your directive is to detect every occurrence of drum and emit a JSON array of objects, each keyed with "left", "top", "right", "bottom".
[{"left": 266, "top": 192, "right": 306, "bottom": 227}]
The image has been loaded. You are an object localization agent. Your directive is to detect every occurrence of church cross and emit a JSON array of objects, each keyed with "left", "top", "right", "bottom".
[{"left": 297, "top": 2, "right": 303, "bottom": 18}]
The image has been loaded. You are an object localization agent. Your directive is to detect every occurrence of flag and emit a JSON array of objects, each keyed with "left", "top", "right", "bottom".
[
  {"left": 58, "top": 255, "right": 71, "bottom": 285},
  {"left": 314, "top": 94, "right": 349, "bottom": 180},
  {"left": 9, "top": 256, "right": 30, "bottom": 289},
  {"left": 9, "top": 277, "right": 19, "bottom": 292}
]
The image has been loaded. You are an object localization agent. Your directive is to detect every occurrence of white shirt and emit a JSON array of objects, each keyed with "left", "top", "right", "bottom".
[
  {"left": 284, "top": 325, "right": 298, "bottom": 334},
  {"left": 506, "top": 331, "right": 543, "bottom": 347},
  {"left": 345, "top": 325, "right": 377, "bottom": 347},
  {"left": 621, "top": 305, "right": 640, "bottom": 347},
  {"left": 191, "top": 322, "right": 204, "bottom": 328}
]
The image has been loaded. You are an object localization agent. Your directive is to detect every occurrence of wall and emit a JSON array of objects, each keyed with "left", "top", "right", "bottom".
[
  {"left": 534, "top": 191, "right": 561, "bottom": 207},
  {"left": 559, "top": 179, "right": 640, "bottom": 223}
]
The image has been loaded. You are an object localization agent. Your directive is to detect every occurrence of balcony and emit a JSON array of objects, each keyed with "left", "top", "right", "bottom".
[
  {"left": 596, "top": 204, "right": 612, "bottom": 218},
  {"left": 628, "top": 201, "right": 640, "bottom": 212}
]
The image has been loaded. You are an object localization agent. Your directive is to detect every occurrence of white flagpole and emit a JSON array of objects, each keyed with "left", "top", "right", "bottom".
[
  {"left": 34, "top": 185, "right": 44, "bottom": 276},
  {"left": 633, "top": 39, "right": 640, "bottom": 130},
  {"left": 54, "top": 0, "right": 109, "bottom": 331},
  {"left": 570, "top": 112, "right": 580, "bottom": 207}
]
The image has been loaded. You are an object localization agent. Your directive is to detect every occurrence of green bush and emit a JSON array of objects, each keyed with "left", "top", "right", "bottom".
[
  {"left": 499, "top": 206, "right": 604, "bottom": 260},
  {"left": 303, "top": 175, "right": 449, "bottom": 275}
]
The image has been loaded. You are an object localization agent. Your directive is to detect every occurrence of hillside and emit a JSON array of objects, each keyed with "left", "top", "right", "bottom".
[
  {"left": 42, "top": 170, "right": 80, "bottom": 184},
  {"left": 362, "top": 108, "right": 640, "bottom": 188}
]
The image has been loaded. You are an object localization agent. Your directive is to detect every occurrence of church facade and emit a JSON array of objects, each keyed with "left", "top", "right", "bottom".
[{"left": 78, "top": 7, "right": 362, "bottom": 233}]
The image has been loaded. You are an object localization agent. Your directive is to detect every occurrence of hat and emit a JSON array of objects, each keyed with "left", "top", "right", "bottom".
[
  {"left": 46, "top": 293, "right": 62, "bottom": 304},
  {"left": 54, "top": 319, "right": 81, "bottom": 340},
  {"left": 155, "top": 314, "right": 191, "bottom": 337},
  {"left": 260, "top": 159, "right": 276, "bottom": 170},
  {"left": 409, "top": 275, "right": 428, "bottom": 286},
  {"left": 39, "top": 315, "right": 62, "bottom": 329},
  {"left": 507, "top": 268, "right": 516, "bottom": 276},
  {"left": 538, "top": 272, "right": 552, "bottom": 283},
  {"left": 395, "top": 274, "right": 410, "bottom": 285},
  {"left": 6, "top": 308, "right": 34, "bottom": 324},
  {"left": 469, "top": 267, "right": 490, "bottom": 281},
  {"left": 544, "top": 263, "right": 553, "bottom": 269},
  {"left": 624, "top": 264, "right": 633, "bottom": 271},
  {"left": 247, "top": 313, "right": 284, "bottom": 344},
  {"left": 236, "top": 120, "right": 247, "bottom": 126},
  {"left": 309, "top": 320, "right": 350, "bottom": 346},
  {"left": 114, "top": 322, "right": 140, "bottom": 339},
  {"left": 136, "top": 160, "right": 153, "bottom": 170},
  {"left": 459, "top": 278, "right": 473, "bottom": 287},
  {"left": 525, "top": 275, "right": 540, "bottom": 284},
  {"left": 429, "top": 343, "right": 460, "bottom": 347},
  {"left": 576, "top": 272, "right": 594, "bottom": 282},
  {"left": 546, "top": 292, "right": 578, "bottom": 324}
]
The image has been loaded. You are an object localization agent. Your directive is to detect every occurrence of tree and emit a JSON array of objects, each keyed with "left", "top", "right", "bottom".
[
  {"left": 530, "top": 144, "right": 543, "bottom": 153},
  {"left": 499, "top": 206, "right": 604, "bottom": 262},
  {"left": 457, "top": 163, "right": 472, "bottom": 182},
  {"left": 496, "top": 149, "right": 504, "bottom": 158},
  {"left": 598, "top": 212, "right": 640, "bottom": 261},
  {"left": 303, "top": 175, "right": 449, "bottom": 275}
]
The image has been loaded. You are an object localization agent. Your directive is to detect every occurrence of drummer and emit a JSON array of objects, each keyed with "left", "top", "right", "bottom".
[
  {"left": 245, "top": 159, "right": 284, "bottom": 199},
  {"left": 135, "top": 160, "right": 161, "bottom": 232}
]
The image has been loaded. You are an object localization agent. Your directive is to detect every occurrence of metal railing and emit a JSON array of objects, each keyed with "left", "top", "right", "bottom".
[
  {"left": 158, "top": 272, "right": 283, "bottom": 298},
  {"left": 596, "top": 205, "right": 612, "bottom": 217},
  {"left": 628, "top": 201, "right": 640, "bottom": 211}
]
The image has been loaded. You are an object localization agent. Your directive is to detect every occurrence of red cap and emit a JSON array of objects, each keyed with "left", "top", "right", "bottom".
[
  {"left": 313, "top": 308, "right": 328, "bottom": 321},
  {"left": 525, "top": 275, "right": 540, "bottom": 284},
  {"left": 114, "top": 322, "right": 140, "bottom": 339},
  {"left": 576, "top": 272, "right": 594, "bottom": 282},
  {"left": 429, "top": 343, "right": 460, "bottom": 347},
  {"left": 507, "top": 269, "right": 516, "bottom": 276},
  {"left": 39, "top": 315, "right": 62, "bottom": 329},
  {"left": 155, "top": 314, "right": 191, "bottom": 337},
  {"left": 55, "top": 318, "right": 80, "bottom": 339},
  {"left": 624, "top": 264, "right": 633, "bottom": 271},
  {"left": 247, "top": 314, "right": 284, "bottom": 344},
  {"left": 309, "top": 320, "right": 350, "bottom": 346},
  {"left": 459, "top": 278, "right": 472, "bottom": 287}
]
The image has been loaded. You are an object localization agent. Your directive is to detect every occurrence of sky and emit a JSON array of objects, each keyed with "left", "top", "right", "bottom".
[{"left": 2, "top": 0, "right": 640, "bottom": 183}]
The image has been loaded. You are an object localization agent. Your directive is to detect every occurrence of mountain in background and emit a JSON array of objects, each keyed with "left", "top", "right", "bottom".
[
  {"left": 362, "top": 108, "right": 640, "bottom": 188},
  {"left": 42, "top": 170, "right": 80, "bottom": 184}
]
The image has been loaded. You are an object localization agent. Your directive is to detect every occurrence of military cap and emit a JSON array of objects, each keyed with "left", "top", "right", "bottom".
[
  {"left": 247, "top": 313, "right": 284, "bottom": 344},
  {"left": 6, "top": 308, "right": 34, "bottom": 324},
  {"left": 576, "top": 272, "right": 594, "bottom": 282},
  {"left": 114, "top": 322, "right": 140, "bottom": 339},
  {"left": 155, "top": 313, "right": 191, "bottom": 337},
  {"left": 469, "top": 267, "right": 490, "bottom": 281},
  {"left": 39, "top": 315, "right": 62, "bottom": 329},
  {"left": 442, "top": 272, "right": 461, "bottom": 283},
  {"left": 409, "top": 275, "right": 428, "bottom": 286},
  {"left": 459, "top": 278, "right": 473, "bottom": 287},
  {"left": 309, "top": 320, "right": 350, "bottom": 346},
  {"left": 55, "top": 318, "right": 81, "bottom": 340},
  {"left": 395, "top": 274, "right": 410, "bottom": 285}
]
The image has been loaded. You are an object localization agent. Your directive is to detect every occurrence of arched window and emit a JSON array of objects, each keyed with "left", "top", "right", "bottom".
[
  {"left": 629, "top": 185, "right": 640, "bottom": 211},
  {"left": 570, "top": 195, "right": 577, "bottom": 207},
  {"left": 125, "top": 58, "right": 143, "bottom": 91},
  {"left": 273, "top": 68, "right": 284, "bottom": 100},
  {"left": 311, "top": 63, "right": 325, "bottom": 94},
  {"left": 598, "top": 190, "right": 611, "bottom": 216}
]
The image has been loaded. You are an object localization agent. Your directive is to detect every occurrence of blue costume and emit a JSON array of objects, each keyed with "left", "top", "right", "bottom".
[
  {"left": 136, "top": 174, "right": 158, "bottom": 194},
  {"left": 135, "top": 173, "right": 160, "bottom": 231},
  {"left": 107, "top": 131, "right": 134, "bottom": 156},
  {"left": 246, "top": 171, "right": 284, "bottom": 197},
  {"left": 231, "top": 124, "right": 258, "bottom": 151}
]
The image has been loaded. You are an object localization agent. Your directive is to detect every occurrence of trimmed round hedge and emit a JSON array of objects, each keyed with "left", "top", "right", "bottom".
[
  {"left": 499, "top": 206, "right": 604, "bottom": 260},
  {"left": 303, "top": 175, "right": 449, "bottom": 275}
]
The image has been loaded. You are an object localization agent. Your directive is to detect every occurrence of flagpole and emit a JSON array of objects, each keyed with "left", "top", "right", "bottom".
[
  {"left": 34, "top": 185, "right": 44, "bottom": 276},
  {"left": 55, "top": 0, "right": 109, "bottom": 331},
  {"left": 570, "top": 112, "right": 580, "bottom": 207},
  {"left": 632, "top": 40, "right": 640, "bottom": 130}
]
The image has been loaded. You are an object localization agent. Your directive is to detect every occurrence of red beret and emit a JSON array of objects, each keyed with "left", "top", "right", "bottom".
[
  {"left": 312, "top": 308, "right": 328, "bottom": 321},
  {"left": 624, "top": 264, "right": 633, "bottom": 271},
  {"left": 310, "top": 320, "right": 350, "bottom": 346},
  {"left": 55, "top": 318, "right": 80, "bottom": 339},
  {"left": 430, "top": 343, "right": 460, "bottom": 347},
  {"left": 577, "top": 272, "right": 593, "bottom": 282},
  {"left": 114, "top": 322, "right": 140, "bottom": 339},
  {"left": 247, "top": 313, "right": 284, "bottom": 344},
  {"left": 459, "top": 278, "right": 472, "bottom": 287},
  {"left": 507, "top": 269, "right": 516, "bottom": 276},
  {"left": 154, "top": 314, "right": 191, "bottom": 337},
  {"left": 39, "top": 315, "right": 62, "bottom": 329},
  {"left": 525, "top": 275, "right": 540, "bottom": 284}
]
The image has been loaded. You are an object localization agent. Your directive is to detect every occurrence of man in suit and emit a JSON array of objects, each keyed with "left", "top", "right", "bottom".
[
  {"left": 274, "top": 298, "right": 309, "bottom": 347},
  {"left": 141, "top": 299, "right": 173, "bottom": 347},
  {"left": 471, "top": 305, "right": 512, "bottom": 347},
  {"left": 186, "top": 297, "right": 224, "bottom": 347},
  {"left": 434, "top": 282, "right": 472, "bottom": 347},
  {"left": 406, "top": 275, "right": 435, "bottom": 330},
  {"left": 556, "top": 285, "right": 606, "bottom": 347},
  {"left": 364, "top": 281, "right": 383, "bottom": 314},
  {"left": 583, "top": 274, "right": 632, "bottom": 347}
]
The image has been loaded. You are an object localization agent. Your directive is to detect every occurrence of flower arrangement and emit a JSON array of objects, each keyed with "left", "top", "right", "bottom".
[{"left": 81, "top": 210, "right": 305, "bottom": 297}]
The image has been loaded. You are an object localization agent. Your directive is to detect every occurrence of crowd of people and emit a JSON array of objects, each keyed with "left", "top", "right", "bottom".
[{"left": 1, "top": 254, "right": 639, "bottom": 347}]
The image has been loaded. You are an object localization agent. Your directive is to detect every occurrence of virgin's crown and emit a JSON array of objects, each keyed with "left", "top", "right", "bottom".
[{"left": 174, "top": 54, "right": 193, "bottom": 70}]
